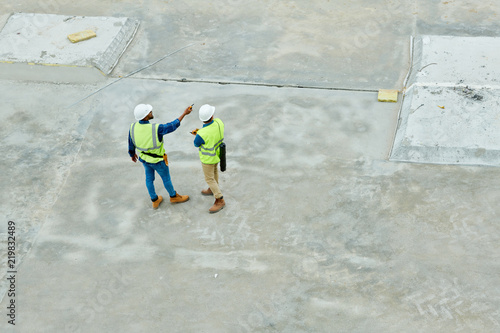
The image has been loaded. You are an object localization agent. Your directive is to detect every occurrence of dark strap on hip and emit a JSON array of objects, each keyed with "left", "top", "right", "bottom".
[{"left": 142, "top": 151, "right": 163, "bottom": 158}]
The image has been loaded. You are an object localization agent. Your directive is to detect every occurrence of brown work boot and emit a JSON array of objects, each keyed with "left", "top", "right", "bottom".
[
  {"left": 152, "top": 196, "right": 163, "bottom": 209},
  {"left": 201, "top": 188, "right": 213, "bottom": 196},
  {"left": 170, "top": 193, "right": 189, "bottom": 203},
  {"left": 209, "top": 197, "right": 225, "bottom": 213}
]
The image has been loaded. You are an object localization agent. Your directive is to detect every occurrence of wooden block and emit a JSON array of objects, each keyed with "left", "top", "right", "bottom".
[
  {"left": 67, "top": 30, "right": 97, "bottom": 43},
  {"left": 378, "top": 89, "right": 399, "bottom": 103}
]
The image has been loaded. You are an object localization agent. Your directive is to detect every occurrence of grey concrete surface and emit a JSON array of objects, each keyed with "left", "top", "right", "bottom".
[{"left": 1, "top": 0, "right": 500, "bottom": 332}]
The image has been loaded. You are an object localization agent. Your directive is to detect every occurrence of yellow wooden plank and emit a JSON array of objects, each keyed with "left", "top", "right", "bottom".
[
  {"left": 378, "top": 89, "right": 399, "bottom": 103},
  {"left": 67, "top": 30, "right": 97, "bottom": 43}
]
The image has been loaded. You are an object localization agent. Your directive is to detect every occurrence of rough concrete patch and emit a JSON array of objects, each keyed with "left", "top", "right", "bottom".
[{"left": 0, "top": 13, "right": 10, "bottom": 31}]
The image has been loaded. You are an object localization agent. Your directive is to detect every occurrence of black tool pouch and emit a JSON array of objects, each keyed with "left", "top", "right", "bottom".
[
  {"left": 216, "top": 120, "right": 226, "bottom": 172},
  {"left": 219, "top": 142, "right": 226, "bottom": 172}
]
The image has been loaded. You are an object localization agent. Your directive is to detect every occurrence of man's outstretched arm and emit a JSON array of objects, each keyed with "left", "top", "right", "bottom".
[
  {"left": 177, "top": 105, "right": 193, "bottom": 123},
  {"left": 158, "top": 105, "right": 193, "bottom": 135}
]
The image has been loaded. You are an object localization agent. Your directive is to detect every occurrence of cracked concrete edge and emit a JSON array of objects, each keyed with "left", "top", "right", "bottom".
[
  {"left": 129, "top": 76, "right": 379, "bottom": 92},
  {"left": 94, "top": 18, "right": 140, "bottom": 75},
  {"left": 402, "top": 36, "right": 415, "bottom": 92},
  {"left": 407, "top": 35, "right": 424, "bottom": 90},
  {"left": 389, "top": 36, "right": 414, "bottom": 161},
  {"left": 389, "top": 78, "right": 415, "bottom": 163},
  {"left": 390, "top": 145, "right": 500, "bottom": 167}
]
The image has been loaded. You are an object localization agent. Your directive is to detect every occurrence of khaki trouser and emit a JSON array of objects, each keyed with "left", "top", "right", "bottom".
[{"left": 202, "top": 163, "right": 222, "bottom": 199}]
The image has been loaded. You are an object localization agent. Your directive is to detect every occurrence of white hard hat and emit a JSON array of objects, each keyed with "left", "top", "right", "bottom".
[
  {"left": 199, "top": 104, "right": 215, "bottom": 121},
  {"left": 134, "top": 104, "right": 153, "bottom": 121}
]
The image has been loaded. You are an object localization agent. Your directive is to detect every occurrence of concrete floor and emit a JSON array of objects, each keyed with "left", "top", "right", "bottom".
[{"left": 1, "top": 1, "right": 500, "bottom": 332}]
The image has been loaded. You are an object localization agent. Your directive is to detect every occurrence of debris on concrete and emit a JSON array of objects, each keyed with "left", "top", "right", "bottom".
[
  {"left": 67, "top": 30, "right": 97, "bottom": 43},
  {"left": 390, "top": 35, "right": 500, "bottom": 166},
  {"left": 460, "top": 86, "right": 484, "bottom": 101}
]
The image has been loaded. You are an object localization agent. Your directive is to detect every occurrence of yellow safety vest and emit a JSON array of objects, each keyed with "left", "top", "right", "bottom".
[
  {"left": 198, "top": 118, "right": 224, "bottom": 164},
  {"left": 130, "top": 122, "right": 165, "bottom": 164}
]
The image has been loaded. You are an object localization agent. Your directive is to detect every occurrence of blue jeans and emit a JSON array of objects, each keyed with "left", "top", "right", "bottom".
[{"left": 142, "top": 160, "right": 176, "bottom": 201}]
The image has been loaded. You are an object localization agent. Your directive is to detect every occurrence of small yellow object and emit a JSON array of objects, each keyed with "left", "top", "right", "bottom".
[
  {"left": 438, "top": 105, "right": 445, "bottom": 109},
  {"left": 67, "top": 30, "right": 97, "bottom": 43},
  {"left": 378, "top": 89, "right": 399, "bottom": 103}
]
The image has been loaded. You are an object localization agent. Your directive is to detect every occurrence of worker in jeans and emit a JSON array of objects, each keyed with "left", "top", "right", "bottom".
[
  {"left": 192, "top": 104, "right": 225, "bottom": 213},
  {"left": 129, "top": 103, "right": 191, "bottom": 209}
]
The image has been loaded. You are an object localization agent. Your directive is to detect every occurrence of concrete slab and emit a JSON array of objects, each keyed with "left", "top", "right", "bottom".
[
  {"left": 406, "top": 35, "right": 500, "bottom": 88},
  {"left": 0, "top": 13, "right": 139, "bottom": 78},
  {"left": 391, "top": 35, "right": 500, "bottom": 166}
]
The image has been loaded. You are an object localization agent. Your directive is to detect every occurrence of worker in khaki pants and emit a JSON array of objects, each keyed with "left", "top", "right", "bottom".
[{"left": 192, "top": 104, "right": 225, "bottom": 213}]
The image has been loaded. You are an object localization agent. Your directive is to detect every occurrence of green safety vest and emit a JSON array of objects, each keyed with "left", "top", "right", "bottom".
[
  {"left": 130, "top": 122, "right": 165, "bottom": 164},
  {"left": 198, "top": 118, "right": 224, "bottom": 164}
]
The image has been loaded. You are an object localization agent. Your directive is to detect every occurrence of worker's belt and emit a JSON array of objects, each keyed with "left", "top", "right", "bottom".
[
  {"left": 142, "top": 152, "right": 169, "bottom": 166},
  {"left": 142, "top": 152, "right": 163, "bottom": 158}
]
